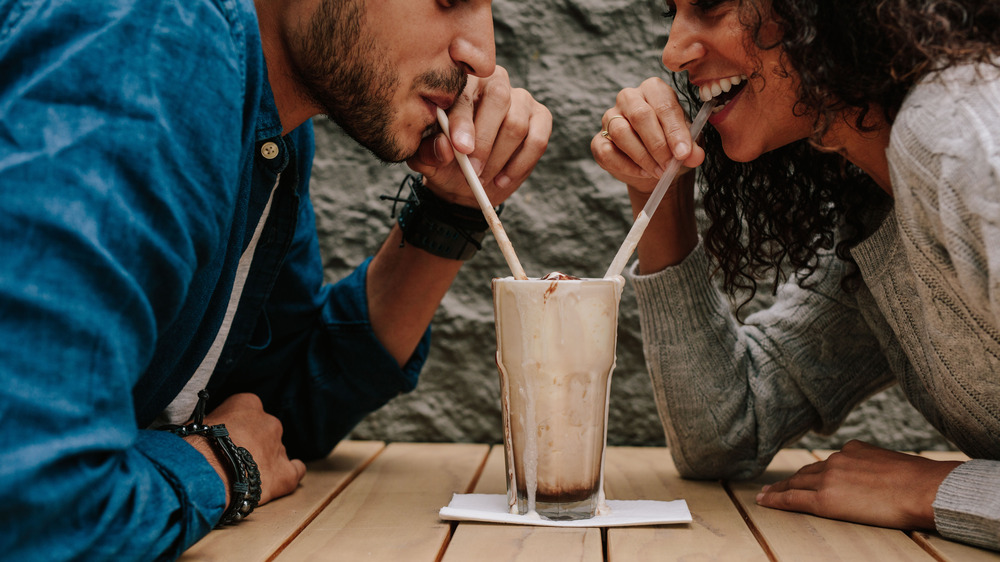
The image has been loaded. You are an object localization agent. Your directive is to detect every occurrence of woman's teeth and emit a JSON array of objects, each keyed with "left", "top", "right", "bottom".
[{"left": 699, "top": 74, "right": 748, "bottom": 113}]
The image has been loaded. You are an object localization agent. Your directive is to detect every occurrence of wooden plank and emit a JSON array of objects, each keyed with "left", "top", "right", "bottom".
[
  {"left": 604, "top": 446, "right": 768, "bottom": 562},
  {"left": 912, "top": 532, "right": 1000, "bottom": 562},
  {"left": 442, "top": 445, "right": 603, "bottom": 562},
  {"left": 468, "top": 444, "right": 508, "bottom": 495},
  {"left": 918, "top": 450, "right": 970, "bottom": 462},
  {"left": 810, "top": 449, "right": 836, "bottom": 460},
  {"left": 180, "top": 440, "right": 385, "bottom": 562},
  {"left": 273, "top": 442, "right": 489, "bottom": 562},
  {"left": 728, "top": 449, "right": 935, "bottom": 561},
  {"left": 445, "top": 522, "right": 603, "bottom": 562}
]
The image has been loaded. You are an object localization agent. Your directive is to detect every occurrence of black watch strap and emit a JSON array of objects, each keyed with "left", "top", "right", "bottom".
[
  {"left": 161, "top": 390, "right": 262, "bottom": 526},
  {"left": 390, "top": 174, "right": 502, "bottom": 260}
]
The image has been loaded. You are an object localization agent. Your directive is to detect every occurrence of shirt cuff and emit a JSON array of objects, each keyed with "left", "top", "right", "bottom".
[
  {"left": 134, "top": 429, "right": 226, "bottom": 553},
  {"left": 325, "top": 256, "right": 429, "bottom": 394},
  {"left": 933, "top": 459, "right": 1000, "bottom": 551}
]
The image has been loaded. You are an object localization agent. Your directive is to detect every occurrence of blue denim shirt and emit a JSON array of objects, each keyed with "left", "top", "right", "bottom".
[{"left": 0, "top": 1, "right": 429, "bottom": 559}]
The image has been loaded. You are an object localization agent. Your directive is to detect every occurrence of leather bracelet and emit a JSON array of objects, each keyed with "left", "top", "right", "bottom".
[
  {"left": 161, "top": 390, "right": 262, "bottom": 526},
  {"left": 387, "top": 174, "right": 502, "bottom": 260}
]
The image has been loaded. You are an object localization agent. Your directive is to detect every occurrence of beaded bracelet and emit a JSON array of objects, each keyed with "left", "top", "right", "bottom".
[{"left": 160, "top": 390, "right": 262, "bottom": 526}]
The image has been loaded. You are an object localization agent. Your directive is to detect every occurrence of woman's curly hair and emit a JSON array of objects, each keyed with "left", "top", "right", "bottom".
[{"left": 681, "top": 0, "right": 1000, "bottom": 305}]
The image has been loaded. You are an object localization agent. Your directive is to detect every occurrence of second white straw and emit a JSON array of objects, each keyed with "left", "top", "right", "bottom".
[
  {"left": 603, "top": 99, "right": 717, "bottom": 279},
  {"left": 436, "top": 107, "right": 528, "bottom": 280}
]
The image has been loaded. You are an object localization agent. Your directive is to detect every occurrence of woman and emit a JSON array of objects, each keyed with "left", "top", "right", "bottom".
[{"left": 592, "top": 0, "right": 1000, "bottom": 550}]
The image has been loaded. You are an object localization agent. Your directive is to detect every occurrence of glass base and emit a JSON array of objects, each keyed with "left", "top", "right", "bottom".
[{"left": 517, "top": 496, "right": 597, "bottom": 521}]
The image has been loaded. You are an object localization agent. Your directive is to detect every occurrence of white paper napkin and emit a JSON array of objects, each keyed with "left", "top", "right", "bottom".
[{"left": 439, "top": 493, "right": 691, "bottom": 527}]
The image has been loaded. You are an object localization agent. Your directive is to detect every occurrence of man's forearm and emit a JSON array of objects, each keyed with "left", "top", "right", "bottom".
[{"left": 366, "top": 225, "right": 464, "bottom": 365}]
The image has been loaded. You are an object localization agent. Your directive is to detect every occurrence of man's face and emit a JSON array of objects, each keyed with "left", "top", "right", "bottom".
[{"left": 288, "top": 0, "right": 496, "bottom": 163}]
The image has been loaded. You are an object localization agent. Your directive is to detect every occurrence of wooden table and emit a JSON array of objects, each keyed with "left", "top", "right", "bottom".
[{"left": 180, "top": 442, "right": 1000, "bottom": 561}]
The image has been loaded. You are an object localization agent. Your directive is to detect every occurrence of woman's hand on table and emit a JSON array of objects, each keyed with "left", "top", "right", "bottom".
[{"left": 755, "top": 440, "right": 963, "bottom": 530}]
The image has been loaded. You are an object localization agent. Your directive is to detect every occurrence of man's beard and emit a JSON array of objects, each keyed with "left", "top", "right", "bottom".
[{"left": 289, "top": 0, "right": 467, "bottom": 163}]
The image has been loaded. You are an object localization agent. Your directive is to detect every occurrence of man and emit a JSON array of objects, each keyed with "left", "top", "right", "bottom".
[{"left": 0, "top": 0, "right": 551, "bottom": 559}]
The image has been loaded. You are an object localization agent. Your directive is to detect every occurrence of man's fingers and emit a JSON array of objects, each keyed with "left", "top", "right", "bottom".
[
  {"left": 465, "top": 68, "right": 513, "bottom": 178},
  {"left": 408, "top": 134, "right": 456, "bottom": 179},
  {"left": 479, "top": 99, "right": 528, "bottom": 185},
  {"left": 758, "top": 461, "right": 828, "bottom": 496},
  {"left": 490, "top": 90, "right": 551, "bottom": 191},
  {"left": 445, "top": 92, "right": 477, "bottom": 154}
]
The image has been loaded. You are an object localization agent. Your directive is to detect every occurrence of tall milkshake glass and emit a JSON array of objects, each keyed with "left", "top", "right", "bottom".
[{"left": 492, "top": 275, "right": 623, "bottom": 520}]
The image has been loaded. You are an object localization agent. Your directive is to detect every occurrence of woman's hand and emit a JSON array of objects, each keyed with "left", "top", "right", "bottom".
[
  {"left": 591, "top": 77, "right": 706, "bottom": 272},
  {"left": 756, "top": 440, "right": 963, "bottom": 530},
  {"left": 591, "top": 77, "right": 706, "bottom": 193}
]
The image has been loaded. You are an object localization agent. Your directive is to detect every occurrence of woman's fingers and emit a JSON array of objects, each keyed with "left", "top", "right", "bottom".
[{"left": 593, "top": 78, "right": 706, "bottom": 190}]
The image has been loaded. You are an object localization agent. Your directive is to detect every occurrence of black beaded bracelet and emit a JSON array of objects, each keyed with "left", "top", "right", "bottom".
[
  {"left": 382, "top": 174, "right": 502, "bottom": 260},
  {"left": 161, "top": 390, "right": 261, "bottom": 527}
]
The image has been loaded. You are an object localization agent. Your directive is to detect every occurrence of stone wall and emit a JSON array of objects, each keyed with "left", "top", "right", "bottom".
[{"left": 309, "top": 0, "right": 952, "bottom": 451}]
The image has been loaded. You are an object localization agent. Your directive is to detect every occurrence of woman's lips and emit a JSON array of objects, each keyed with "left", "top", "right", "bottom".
[{"left": 707, "top": 85, "right": 745, "bottom": 126}]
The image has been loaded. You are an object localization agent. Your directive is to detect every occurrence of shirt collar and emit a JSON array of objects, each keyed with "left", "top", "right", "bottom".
[{"left": 256, "top": 62, "right": 284, "bottom": 141}]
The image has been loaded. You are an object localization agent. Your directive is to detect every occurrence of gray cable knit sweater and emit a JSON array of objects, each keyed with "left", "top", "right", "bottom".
[{"left": 628, "top": 62, "right": 1000, "bottom": 551}]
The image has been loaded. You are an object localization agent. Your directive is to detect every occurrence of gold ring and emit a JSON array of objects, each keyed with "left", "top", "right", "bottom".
[
  {"left": 600, "top": 129, "right": 611, "bottom": 139},
  {"left": 605, "top": 115, "right": 625, "bottom": 130}
]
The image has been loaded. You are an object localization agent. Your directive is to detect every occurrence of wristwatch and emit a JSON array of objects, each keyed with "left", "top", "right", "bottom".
[{"left": 394, "top": 174, "right": 502, "bottom": 260}]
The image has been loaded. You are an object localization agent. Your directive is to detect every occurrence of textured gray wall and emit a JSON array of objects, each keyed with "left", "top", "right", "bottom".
[{"left": 310, "top": 0, "right": 953, "bottom": 451}]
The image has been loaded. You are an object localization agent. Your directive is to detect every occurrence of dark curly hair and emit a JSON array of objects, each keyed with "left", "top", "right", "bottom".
[{"left": 678, "top": 0, "right": 1000, "bottom": 305}]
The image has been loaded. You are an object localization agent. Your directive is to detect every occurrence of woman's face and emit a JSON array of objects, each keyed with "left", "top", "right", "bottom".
[{"left": 662, "top": 0, "right": 813, "bottom": 162}]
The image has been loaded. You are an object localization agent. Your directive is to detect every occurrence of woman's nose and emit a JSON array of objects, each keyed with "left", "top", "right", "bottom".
[{"left": 661, "top": 20, "right": 707, "bottom": 72}]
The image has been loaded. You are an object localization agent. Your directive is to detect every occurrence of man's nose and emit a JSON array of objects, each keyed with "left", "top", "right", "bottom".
[{"left": 452, "top": 5, "right": 496, "bottom": 77}]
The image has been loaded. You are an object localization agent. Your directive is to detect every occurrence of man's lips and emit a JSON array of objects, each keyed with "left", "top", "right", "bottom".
[{"left": 423, "top": 94, "right": 457, "bottom": 111}]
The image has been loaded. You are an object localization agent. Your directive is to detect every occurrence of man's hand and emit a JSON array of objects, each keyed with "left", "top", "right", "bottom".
[
  {"left": 186, "top": 393, "right": 307, "bottom": 507},
  {"left": 367, "top": 65, "right": 549, "bottom": 366},
  {"left": 407, "top": 65, "right": 552, "bottom": 208},
  {"left": 755, "top": 440, "right": 963, "bottom": 530}
]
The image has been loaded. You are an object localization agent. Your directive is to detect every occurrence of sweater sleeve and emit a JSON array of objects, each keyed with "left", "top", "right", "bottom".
[
  {"left": 889, "top": 62, "right": 1000, "bottom": 552},
  {"left": 934, "top": 460, "right": 1000, "bottom": 551},
  {"left": 628, "top": 242, "right": 895, "bottom": 480}
]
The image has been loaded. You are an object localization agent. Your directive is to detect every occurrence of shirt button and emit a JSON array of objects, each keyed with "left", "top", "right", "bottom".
[{"left": 260, "top": 141, "right": 279, "bottom": 160}]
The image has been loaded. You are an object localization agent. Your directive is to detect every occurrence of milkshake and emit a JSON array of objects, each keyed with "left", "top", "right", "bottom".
[{"left": 493, "top": 274, "right": 623, "bottom": 520}]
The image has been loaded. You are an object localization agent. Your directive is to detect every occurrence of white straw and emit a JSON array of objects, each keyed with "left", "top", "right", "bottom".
[
  {"left": 436, "top": 107, "right": 528, "bottom": 280},
  {"left": 603, "top": 99, "right": 717, "bottom": 279}
]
